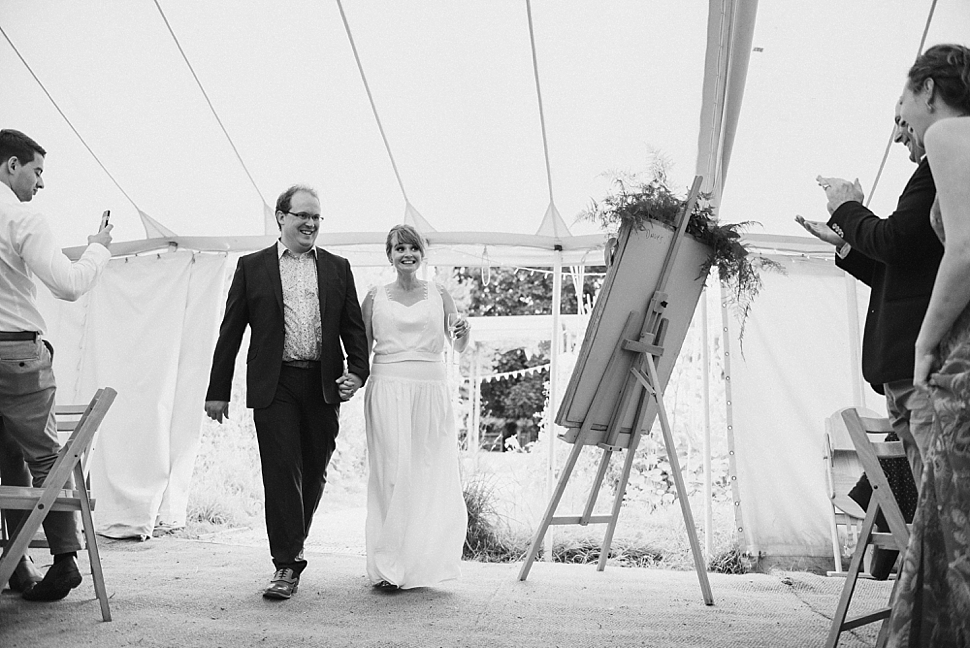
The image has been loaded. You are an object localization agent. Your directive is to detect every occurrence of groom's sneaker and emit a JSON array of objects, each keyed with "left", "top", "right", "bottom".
[{"left": 263, "top": 568, "right": 299, "bottom": 600}]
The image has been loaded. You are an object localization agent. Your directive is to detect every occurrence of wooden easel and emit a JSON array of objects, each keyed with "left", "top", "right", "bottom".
[{"left": 518, "top": 177, "right": 714, "bottom": 606}]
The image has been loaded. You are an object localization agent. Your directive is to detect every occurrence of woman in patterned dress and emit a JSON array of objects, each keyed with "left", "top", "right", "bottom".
[{"left": 886, "top": 43, "right": 970, "bottom": 647}]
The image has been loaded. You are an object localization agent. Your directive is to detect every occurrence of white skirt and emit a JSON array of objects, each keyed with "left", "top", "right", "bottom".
[{"left": 364, "top": 360, "right": 467, "bottom": 588}]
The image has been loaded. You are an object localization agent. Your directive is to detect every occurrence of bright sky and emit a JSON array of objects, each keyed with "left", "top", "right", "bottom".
[{"left": 1, "top": 1, "right": 968, "bottom": 249}]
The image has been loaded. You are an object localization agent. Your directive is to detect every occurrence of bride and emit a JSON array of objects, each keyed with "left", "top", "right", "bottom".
[{"left": 361, "top": 224, "right": 470, "bottom": 590}]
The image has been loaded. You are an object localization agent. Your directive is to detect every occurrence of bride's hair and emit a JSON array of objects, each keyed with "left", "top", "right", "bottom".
[{"left": 385, "top": 224, "right": 427, "bottom": 258}]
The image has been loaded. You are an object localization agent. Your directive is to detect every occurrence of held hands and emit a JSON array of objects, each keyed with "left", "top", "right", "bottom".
[
  {"left": 336, "top": 371, "right": 362, "bottom": 401},
  {"left": 204, "top": 400, "right": 230, "bottom": 423},
  {"left": 816, "top": 176, "right": 864, "bottom": 215},
  {"left": 794, "top": 215, "right": 846, "bottom": 247},
  {"left": 88, "top": 224, "right": 113, "bottom": 249}
]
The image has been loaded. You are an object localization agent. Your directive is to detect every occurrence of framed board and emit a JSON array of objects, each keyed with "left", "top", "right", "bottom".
[{"left": 556, "top": 220, "right": 711, "bottom": 444}]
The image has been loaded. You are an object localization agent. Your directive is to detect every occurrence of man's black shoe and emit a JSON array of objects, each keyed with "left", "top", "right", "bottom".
[
  {"left": 22, "top": 557, "right": 82, "bottom": 601},
  {"left": 263, "top": 568, "right": 299, "bottom": 600}
]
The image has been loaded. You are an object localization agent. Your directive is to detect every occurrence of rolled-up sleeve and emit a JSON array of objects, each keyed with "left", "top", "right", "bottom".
[{"left": 18, "top": 213, "right": 110, "bottom": 301}]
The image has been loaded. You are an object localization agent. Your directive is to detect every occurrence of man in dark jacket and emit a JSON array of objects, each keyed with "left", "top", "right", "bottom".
[
  {"left": 797, "top": 104, "right": 939, "bottom": 486},
  {"left": 204, "top": 185, "right": 369, "bottom": 600}
]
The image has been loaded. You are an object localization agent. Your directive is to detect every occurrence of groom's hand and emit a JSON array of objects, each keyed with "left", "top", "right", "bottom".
[{"left": 205, "top": 400, "right": 230, "bottom": 423}]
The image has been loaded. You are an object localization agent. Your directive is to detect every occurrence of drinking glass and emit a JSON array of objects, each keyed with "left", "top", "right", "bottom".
[{"left": 447, "top": 313, "right": 461, "bottom": 338}]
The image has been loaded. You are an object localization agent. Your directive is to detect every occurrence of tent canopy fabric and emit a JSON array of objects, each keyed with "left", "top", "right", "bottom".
[{"left": 4, "top": 1, "right": 965, "bottom": 250}]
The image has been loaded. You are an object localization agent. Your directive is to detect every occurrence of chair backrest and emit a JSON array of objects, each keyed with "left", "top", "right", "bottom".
[
  {"left": 43, "top": 388, "right": 117, "bottom": 492},
  {"left": 54, "top": 402, "right": 99, "bottom": 481},
  {"left": 838, "top": 407, "right": 909, "bottom": 548},
  {"left": 823, "top": 408, "right": 881, "bottom": 519}
]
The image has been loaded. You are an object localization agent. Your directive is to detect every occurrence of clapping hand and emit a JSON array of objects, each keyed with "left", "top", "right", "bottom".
[
  {"left": 794, "top": 215, "right": 846, "bottom": 247},
  {"left": 816, "top": 175, "right": 864, "bottom": 215}
]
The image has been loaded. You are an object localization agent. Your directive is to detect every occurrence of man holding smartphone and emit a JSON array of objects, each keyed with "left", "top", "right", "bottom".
[{"left": 0, "top": 128, "right": 113, "bottom": 601}]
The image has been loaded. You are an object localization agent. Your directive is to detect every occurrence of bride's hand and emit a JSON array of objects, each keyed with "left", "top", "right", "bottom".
[{"left": 913, "top": 345, "right": 938, "bottom": 391}]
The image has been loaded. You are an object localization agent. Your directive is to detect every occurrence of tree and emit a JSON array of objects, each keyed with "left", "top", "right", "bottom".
[{"left": 452, "top": 265, "right": 605, "bottom": 449}]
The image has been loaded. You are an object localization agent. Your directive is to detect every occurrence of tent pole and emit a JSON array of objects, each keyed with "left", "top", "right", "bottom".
[
  {"left": 471, "top": 347, "right": 481, "bottom": 455},
  {"left": 701, "top": 286, "right": 713, "bottom": 559},
  {"left": 543, "top": 250, "right": 563, "bottom": 561}
]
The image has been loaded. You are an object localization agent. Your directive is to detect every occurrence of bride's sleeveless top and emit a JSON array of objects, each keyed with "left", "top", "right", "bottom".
[{"left": 371, "top": 281, "right": 446, "bottom": 364}]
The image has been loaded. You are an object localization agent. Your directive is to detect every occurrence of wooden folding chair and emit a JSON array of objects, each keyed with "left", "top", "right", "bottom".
[
  {"left": 0, "top": 387, "right": 117, "bottom": 621},
  {"left": 824, "top": 413, "right": 865, "bottom": 575},
  {"left": 825, "top": 407, "right": 911, "bottom": 648},
  {"left": 2, "top": 403, "right": 103, "bottom": 545}
]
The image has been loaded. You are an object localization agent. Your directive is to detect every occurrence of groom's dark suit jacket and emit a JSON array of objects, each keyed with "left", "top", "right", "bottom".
[
  {"left": 205, "top": 243, "right": 370, "bottom": 408},
  {"left": 827, "top": 158, "right": 940, "bottom": 394}
]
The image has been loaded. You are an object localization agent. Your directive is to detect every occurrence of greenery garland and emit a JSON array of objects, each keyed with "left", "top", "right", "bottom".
[{"left": 582, "top": 169, "right": 783, "bottom": 337}]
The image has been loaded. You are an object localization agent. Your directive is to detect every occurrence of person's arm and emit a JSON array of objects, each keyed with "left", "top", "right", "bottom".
[
  {"left": 205, "top": 258, "right": 250, "bottom": 412},
  {"left": 440, "top": 286, "right": 470, "bottom": 353},
  {"left": 338, "top": 258, "right": 370, "bottom": 387},
  {"left": 361, "top": 287, "right": 376, "bottom": 357},
  {"left": 914, "top": 119, "right": 970, "bottom": 388},
  {"left": 18, "top": 212, "right": 112, "bottom": 301},
  {"left": 835, "top": 248, "right": 878, "bottom": 287},
  {"left": 794, "top": 213, "right": 879, "bottom": 285},
  {"left": 826, "top": 161, "right": 940, "bottom": 266}
]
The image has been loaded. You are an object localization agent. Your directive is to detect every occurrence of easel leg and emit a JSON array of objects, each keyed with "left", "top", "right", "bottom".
[
  {"left": 518, "top": 437, "right": 585, "bottom": 581},
  {"left": 646, "top": 356, "right": 714, "bottom": 605},
  {"left": 597, "top": 427, "right": 643, "bottom": 571}
]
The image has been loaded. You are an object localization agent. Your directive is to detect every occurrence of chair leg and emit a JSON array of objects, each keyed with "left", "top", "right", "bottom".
[
  {"left": 873, "top": 570, "right": 903, "bottom": 648},
  {"left": 825, "top": 500, "right": 880, "bottom": 648},
  {"left": 75, "top": 465, "right": 111, "bottom": 622}
]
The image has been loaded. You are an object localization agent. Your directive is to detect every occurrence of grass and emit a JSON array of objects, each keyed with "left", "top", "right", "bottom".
[{"left": 460, "top": 468, "right": 745, "bottom": 573}]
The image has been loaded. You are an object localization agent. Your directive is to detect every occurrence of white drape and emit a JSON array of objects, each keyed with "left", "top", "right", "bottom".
[
  {"left": 36, "top": 251, "right": 227, "bottom": 538},
  {"left": 724, "top": 255, "right": 883, "bottom": 559}
]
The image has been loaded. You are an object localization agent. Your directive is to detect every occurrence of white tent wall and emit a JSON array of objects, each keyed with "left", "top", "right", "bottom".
[
  {"left": 723, "top": 250, "right": 884, "bottom": 568},
  {"left": 35, "top": 251, "right": 228, "bottom": 538}
]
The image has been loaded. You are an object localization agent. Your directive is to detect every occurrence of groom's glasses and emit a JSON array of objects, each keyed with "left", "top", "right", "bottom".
[{"left": 283, "top": 211, "right": 322, "bottom": 223}]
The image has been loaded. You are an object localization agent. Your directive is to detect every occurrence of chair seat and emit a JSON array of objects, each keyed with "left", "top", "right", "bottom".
[{"left": 0, "top": 485, "right": 96, "bottom": 512}]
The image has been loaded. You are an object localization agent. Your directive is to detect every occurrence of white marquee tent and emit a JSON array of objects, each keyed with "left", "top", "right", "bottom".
[{"left": 3, "top": 0, "right": 969, "bottom": 565}]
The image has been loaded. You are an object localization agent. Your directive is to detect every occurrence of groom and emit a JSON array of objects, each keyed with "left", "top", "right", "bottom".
[{"left": 204, "top": 185, "right": 369, "bottom": 599}]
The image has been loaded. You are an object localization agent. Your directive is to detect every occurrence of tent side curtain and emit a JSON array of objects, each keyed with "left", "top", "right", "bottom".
[
  {"left": 36, "top": 251, "right": 229, "bottom": 538},
  {"left": 723, "top": 252, "right": 883, "bottom": 561}
]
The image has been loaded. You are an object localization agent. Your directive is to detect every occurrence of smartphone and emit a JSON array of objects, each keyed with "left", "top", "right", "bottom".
[{"left": 100, "top": 210, "right": 110, "bottom": 231}]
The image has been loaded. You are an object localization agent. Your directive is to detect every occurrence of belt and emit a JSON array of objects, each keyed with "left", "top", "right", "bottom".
[
  {"left": 282, "top": 360, "right": 320, "bottom": 370},
  {"left": 0, "top": 331, "right": 39, "bottom": 341}
]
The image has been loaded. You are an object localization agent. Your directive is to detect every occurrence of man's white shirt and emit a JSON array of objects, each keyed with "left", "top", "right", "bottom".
[{"left": 0, "top": 182, "right": 110, "bottom": 334}]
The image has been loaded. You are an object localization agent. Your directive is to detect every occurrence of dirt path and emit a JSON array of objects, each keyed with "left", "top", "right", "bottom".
[{"left": 0, "top": 533, "right": 889, "bottom": 648}]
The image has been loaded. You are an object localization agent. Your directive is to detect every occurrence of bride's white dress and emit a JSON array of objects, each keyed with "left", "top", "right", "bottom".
[{"left": 364, "top": 281, "right": 467, "bottom": 588}]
